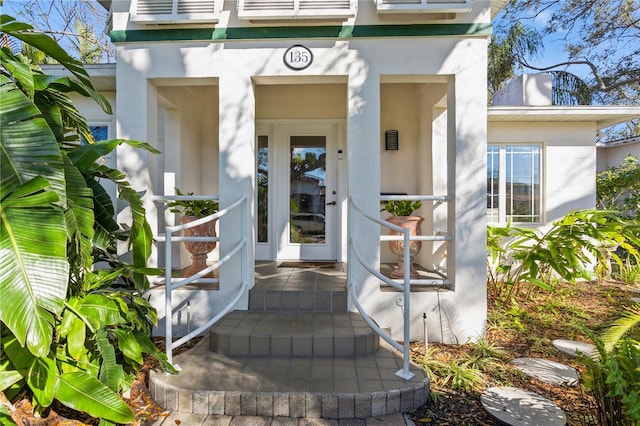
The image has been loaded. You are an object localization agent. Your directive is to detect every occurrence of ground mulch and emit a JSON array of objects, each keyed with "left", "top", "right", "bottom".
[
  {"left": 407, "top": 279, "right": 635, "bottom": 425},
  {"left": 5, "top": 279, "right": 636, "bottom": 425}
]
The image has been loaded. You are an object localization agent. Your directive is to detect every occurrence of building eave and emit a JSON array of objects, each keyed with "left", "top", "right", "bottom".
[
  {"left": 596, "top": 136, "right": 640, "bottom": 148},
  {"left": 490, "top": 0, "right": 508, "bottom": 18},
  {"left": 41, "top": 63, "right": 116, "bottom": 92},
  {"left": 488, "top": 106, "right": 640, "bottom": 130}
]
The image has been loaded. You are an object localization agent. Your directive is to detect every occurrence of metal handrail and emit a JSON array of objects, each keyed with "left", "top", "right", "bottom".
[
  {"left": 152, "top": 194, "right": 248, "bottom": 365},
  {"left": 348, "top": 195, "right": 451, "bottom": 380}
]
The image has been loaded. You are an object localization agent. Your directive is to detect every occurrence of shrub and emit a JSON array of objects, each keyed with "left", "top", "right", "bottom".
[
  {"left": 487, "top": 210, "right": 640, "bottom": 300},
  {"left": 581, "top": 304, "right": 640, "bottom": 425},
  {"left": 1, "top": 14, "right": 170, "bottom": 424}
]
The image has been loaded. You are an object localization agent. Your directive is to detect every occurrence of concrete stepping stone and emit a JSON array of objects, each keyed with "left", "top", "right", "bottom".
[
  {"left": 552, "top": 339, "right": 597, "bottom": 358},
  {"left": 481, "top": 386, "right": 566, "bottom": 426},
  {"left": 631, "top": 297, "right": 640, "bottom": 303},
  {"left": 512, "top": 357, "right": 579, "bottom": 386}
]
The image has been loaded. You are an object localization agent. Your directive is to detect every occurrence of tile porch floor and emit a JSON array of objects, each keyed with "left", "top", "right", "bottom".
[{"left": 149, "top": 262, "right": 429, "bottom": 420}]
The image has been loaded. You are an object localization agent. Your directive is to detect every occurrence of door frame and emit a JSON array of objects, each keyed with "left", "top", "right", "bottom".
[{"left": 255, "top": 120, "right": 346, "bottom": 262}]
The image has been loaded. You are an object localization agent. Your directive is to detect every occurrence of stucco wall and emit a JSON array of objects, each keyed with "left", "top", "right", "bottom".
[
  {"left": 597, "top": 142, "right": 640, "bottom": 171},
  {"left": 256, "top": 84, "right": 347, "bottom": 119},
  {"left": 110, "top": 0, "right": 491, "bottom": 341},
  {"left": 488, "top": 121, "right": 597, "bottom": 225}
]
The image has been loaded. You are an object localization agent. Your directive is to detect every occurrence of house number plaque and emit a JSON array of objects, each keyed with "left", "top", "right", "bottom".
[{"left": 283, "top": 45, "right": 313, "bottom": 70}]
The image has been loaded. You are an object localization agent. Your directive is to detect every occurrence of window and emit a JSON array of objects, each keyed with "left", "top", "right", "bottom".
[
  {"left": 487, "top": 144, "right": 541, "bottom": 224},
  {"left": 257, "top": 135, "right": 269, "bottom": 243},
  {"left": 90, "top": 125, "right": 109, "bottom": 142}
]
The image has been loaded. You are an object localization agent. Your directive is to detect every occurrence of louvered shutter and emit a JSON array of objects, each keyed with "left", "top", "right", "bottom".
[
  {"left": 132, "top": 0, "right": 221, "bottom": 23},
  {"left": 375, "top": 0, "right": 472, "bottom": 13},
  {"left": 238, "top": 0, "right": 356, "bottom": 19}
]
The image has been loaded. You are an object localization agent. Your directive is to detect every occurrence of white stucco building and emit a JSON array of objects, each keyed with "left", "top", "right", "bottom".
[{"left": 69, "top": 1, "right": 639, "bottom": 346}]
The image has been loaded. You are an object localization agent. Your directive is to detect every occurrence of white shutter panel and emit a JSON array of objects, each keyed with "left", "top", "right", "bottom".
[
  {"left": 177, "top": 0, "right": 218, "bottom": 14},
  {"left": 239, "top": 0, "right": 355, "bottom": 19},
  {"left": 242, "top": 0, "right": 295, "bottom": 12},
  {"left": 132, "top": 0, "right": 221, "bottom": 23},
  {"left": 298, "top": 0, "right": 352, "bottom": 10},
  {"left": 375, "top": 0, "right": 472, "bottom": 13},
  {"left": 136, "top": 0, "right": 174, "bottom": 15}
]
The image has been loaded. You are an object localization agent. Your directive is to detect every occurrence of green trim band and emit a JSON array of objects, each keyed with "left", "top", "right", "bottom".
[{"left": 110, "top": 23, "right": 492, "bottom": 43}]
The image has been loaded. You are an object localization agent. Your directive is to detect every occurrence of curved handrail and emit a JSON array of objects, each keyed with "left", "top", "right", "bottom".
[
  {"left": 153, "top": 194, "right": 249, "bottom": 365},
  {"left": 349, "top": 197, "right": 415, "bottom": 380}
]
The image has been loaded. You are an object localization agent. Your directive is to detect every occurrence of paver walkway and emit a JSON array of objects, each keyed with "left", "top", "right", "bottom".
[
  {"left": 481, "top": 386, "right": 566, "bottom": 426},
  {"left": 512, "top": 357, "right": 579, "bottom": 386},
  {"left": 482, "top": 338, "right": 589, "bottom": 424},
  {"left": 552, "top": 339, "right": 596, "bottom": 358}
]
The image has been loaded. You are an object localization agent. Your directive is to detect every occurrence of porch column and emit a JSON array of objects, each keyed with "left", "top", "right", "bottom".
[
  {"left": 449, "top": 58, "right": 488, "bottom": 342},
  {"left": 115, "top": 51, "right": 159, "bottom": 264},
  {"left": 347, "top": 69, "right": 381, "bottom": 310},
  {"left": 218, "top": 72, "right": 255, "bottom": 307}
]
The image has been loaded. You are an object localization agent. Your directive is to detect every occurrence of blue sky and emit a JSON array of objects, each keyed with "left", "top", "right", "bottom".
[{"left": 493, "top": 5, "right": 590, "bottom": 80}]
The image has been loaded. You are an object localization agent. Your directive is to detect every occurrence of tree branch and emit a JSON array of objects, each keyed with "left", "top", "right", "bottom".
[
  {"left": 519, "top": 58, "right": 640, "bottom": 93},
  {"left": 520, "top": 58, "right": 606, "bottom": 89}
]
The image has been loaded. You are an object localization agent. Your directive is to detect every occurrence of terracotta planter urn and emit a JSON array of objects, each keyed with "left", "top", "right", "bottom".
[
  {"left": 180, "top": 216, "right": 217, "bottom": 277},
  {"left": 386, "top": 215, "right": 424, "bottom": 279}
]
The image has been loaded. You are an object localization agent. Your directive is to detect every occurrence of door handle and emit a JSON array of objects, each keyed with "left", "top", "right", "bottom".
[{"left": 326, "top": 201, "right": 336, "bottom": 206}]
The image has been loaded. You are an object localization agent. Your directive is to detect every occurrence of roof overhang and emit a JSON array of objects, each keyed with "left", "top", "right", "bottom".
[
  {"left": 41, "top": 63, "right": 116, "bottom": 92},
  {"left": 488, "top": 106, "right": 640, "bottom": 130},
  {"left": 596, "top": 136, "right": 640, "bottom": 148},
  {"left": 490, "top": 0, "right": 508, "bottom": 18}
]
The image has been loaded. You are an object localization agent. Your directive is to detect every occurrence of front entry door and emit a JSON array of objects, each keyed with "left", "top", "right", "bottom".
[
  {"left": 255, "top": 123, "right": 339, "bottom": 261},
  {"left": 277, "top": 125, "right": 337, "bottom": 261}
]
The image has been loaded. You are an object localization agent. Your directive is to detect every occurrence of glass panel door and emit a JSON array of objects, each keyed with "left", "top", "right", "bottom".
[
  {"left": 276, "top": 124, "right": 337, "bottom": 261},
  {"left": 289, "top": 136, "right": 326, "bottom": 244}
]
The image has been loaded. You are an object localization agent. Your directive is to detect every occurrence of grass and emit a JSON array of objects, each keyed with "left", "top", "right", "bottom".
[{"left": 409, "top": 278, "right": 638, "bottom": 425}]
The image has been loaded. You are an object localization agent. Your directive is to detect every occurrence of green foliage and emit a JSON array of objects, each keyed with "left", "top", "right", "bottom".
[
  {"left": 488, "top": 22, "right": 542, "bottom": 99},
  {"left": 380, "top": 200, "right": 422, "bottom": 217},
  {"left": 581, "top": 301, "right": 640, "bottom": 424},
  {"left": 464, "top": 339, "right": 507, "bottom": 374},
  {"left": 613, "top": 259, "right": 640, "bottom": 285},
  {"left": 418, "top": 351, "right": 484, "bottom": 392},
  {"left": 581, "top": 333, "right": 640, "bottom": 425},
  {"left": 601, "top": 303, "right": 640, "bottom": 353},
  {"left": 487, "top": 210, "right": 640, "bottom": 300},
  {"left": 1, "top": 13, "right": 170, "bottom": 424},
  {"left": 168, "top": 187, "right": 219, "bottom": 218},
  {"left": 597, "top": 155, "right": 640, "bottom": 221}
]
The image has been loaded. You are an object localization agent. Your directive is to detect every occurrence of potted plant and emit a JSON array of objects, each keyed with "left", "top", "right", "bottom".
[
  {"left": 381, "top": 200, "right": 423, "bottom": 279},
  {"left": 168, "top": 188, "right": 219, "bottom": 277}
]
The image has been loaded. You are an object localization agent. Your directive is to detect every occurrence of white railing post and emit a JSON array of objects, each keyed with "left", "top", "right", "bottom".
[
  {"left": 165, "top": 227, "right": 173, "bottom": 365},
  {"left": 398, "top": 227, "right": 413, "bottom": 380},
  {"left": 241, "top": 197, "right": 249, "bottom": 288}
]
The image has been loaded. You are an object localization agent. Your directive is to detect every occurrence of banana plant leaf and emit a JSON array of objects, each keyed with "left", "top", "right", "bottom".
[
  {"left": 0, "top": 15, "right": 111, "bottom": 115},
  {"left": 1, "top": 74, "right": 69, "bottom": 356},
  {"left": 55, "top": 372, "right": 134, "bottom": 424}
]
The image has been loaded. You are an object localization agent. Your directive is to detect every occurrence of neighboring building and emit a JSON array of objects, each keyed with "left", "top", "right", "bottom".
[
  {"left": 65, "top": 1, "right": 639, "bottom": 345},
  {"left": 597, "top": 136, "right": 640, "bottom": 171},
  {"left": 489, "top": 74, "right": 640, "bottom": 225}
]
